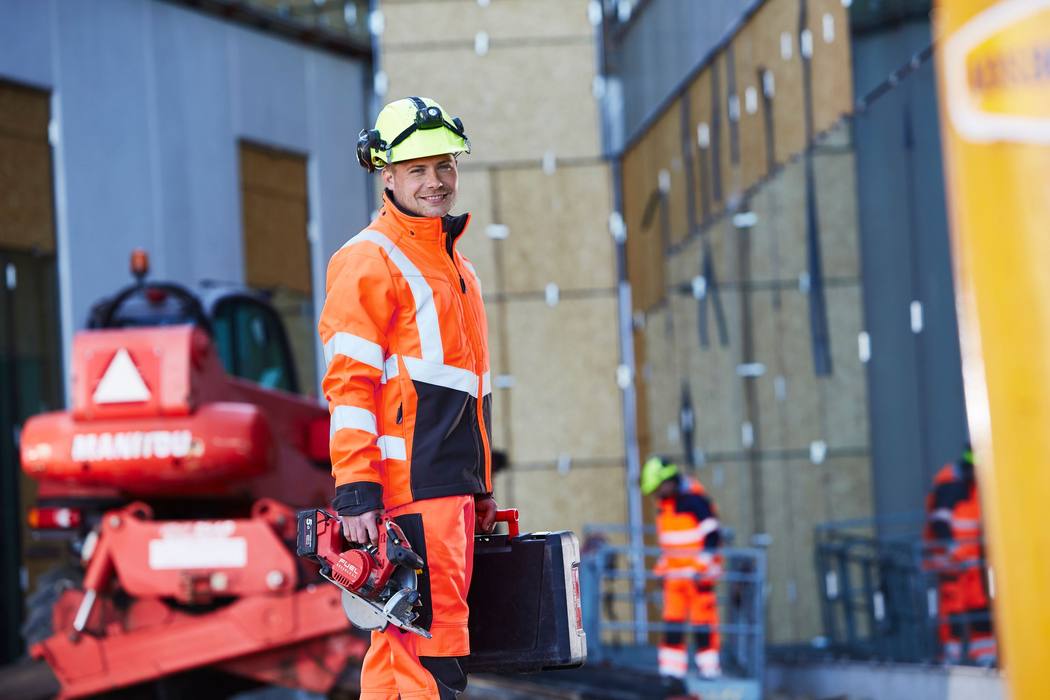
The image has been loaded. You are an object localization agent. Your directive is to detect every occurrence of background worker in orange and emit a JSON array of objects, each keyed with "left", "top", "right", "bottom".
[
  {"left": 641, "top": 456, "right": 723, "bottom": 681},
  {"left": 318, "top": 96, "right": 499, "bottom": 699},
  {"left": 924, "top": 445, "right": 996, "bottom": 666}
]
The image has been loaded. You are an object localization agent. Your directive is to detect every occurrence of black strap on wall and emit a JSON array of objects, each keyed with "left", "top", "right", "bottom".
[
  {"left": 799, "top": 0, "right": 833, "bottom": 376},
  {"left": 725, "top": 45, "right": 741, "bottom": 166},
  {"left": 697, "top": 240, "right": 730, "bottom": 348},
  {"left": 680, "top": 94, "right": 699, "bottom": 235},
  {"left": 710, "top": 57, "right": 724, "bottom": 205}
]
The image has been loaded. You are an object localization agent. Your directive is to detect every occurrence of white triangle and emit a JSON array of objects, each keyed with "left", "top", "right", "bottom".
[{"left": 93, "top": 348, "right": 151, "bottom": 404}]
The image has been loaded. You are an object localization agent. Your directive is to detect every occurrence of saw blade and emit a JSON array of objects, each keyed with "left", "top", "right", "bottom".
[{"left": 339, "top": 589, "right": 433, "bottom": 639}]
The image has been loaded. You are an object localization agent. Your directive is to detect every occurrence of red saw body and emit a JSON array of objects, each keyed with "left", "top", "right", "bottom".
[
  {"left": 15, "top": 255, "right": 366, "bottom": 698},
  {"left": 296, "top": 510, "right": 430, "bottom": 639}
]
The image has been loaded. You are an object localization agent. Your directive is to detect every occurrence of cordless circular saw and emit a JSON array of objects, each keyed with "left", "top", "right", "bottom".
[{"left": 296, "top": 509, "right": 431, "bottom": 639}]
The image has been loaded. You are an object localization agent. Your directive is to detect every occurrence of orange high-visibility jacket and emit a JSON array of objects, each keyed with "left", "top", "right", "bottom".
[
  {"left": 318, "top": 192, "right": 492, "bottom": 516},
  {"left": 926, "top": 462, "right": 983, "bottom": 568},
  {"left": 655, "top": 476, "right": 722, "bottom": 579}
]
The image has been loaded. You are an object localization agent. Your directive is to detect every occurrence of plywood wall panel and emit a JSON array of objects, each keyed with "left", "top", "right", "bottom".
[
  {"left": 824, "top": 455, "right": 873, "bottom": 523},
  {"left": 822, "top": 285, "right": 869, "bottom": 449},
  {"left": 747, "top": 290, "right": 788, "bottom": 451},
  {"left": 747, "top": 159, "right": 808, "bottom": 283},
  {"left": 382, "top": 43, "right": 601, "bottom": 165},
  {"left": 809, "top": 0, "right": 853, "bottom": 135},
  {"left": 494, "top": 164, "right": 615, "bottom": 293},
  {"left": 813, "top": 146, "right": 861, "bottom": 279},
  {"left": 752, "top": 0, "right": 807, "bottom": 166},
  {"left": 0, "top": 137, "right": 54, "bottom": 254},
  {"left": 507, "top": 462, "right": 627, "bottom": 543},
  {"left": 452, "top": 169, "right": 498, "bottom": 295},
  {"left": 775, "top": 290, "right": 823, "bottom": 447},
  {"left": 382, "top": 0, "right": 593, "bottom": 46},
  {"left": 623, "top": 139, "right": 666, "bottom": 313},
  {"left": 504, "top": 297, "right": 623, "bottom": 463},
  {"left": 641, "top": 307, "right": 682, "bottom": 460},
  {"left": 730, "top": 24, "right": 769, "bottom": 195}
]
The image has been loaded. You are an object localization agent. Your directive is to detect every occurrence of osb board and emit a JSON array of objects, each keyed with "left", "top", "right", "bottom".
[
  {"left": 641, "top": 306, "right": 687, "bottom": 460},
  {"left": 503, "top": 297, "right": 623, "bottom": 463},
  {"left": 813, "top": 140, "right": 861, "bottom": 279},
  {"left": 0, "top": 81, "right": 49, "bottom": 140},
  {"left": 686, "top": 66, "right": 727, "bottom": 221},
  {"left": 739, "top": 288, "right": 788, "bottom": 451},
  {"left": 695, "top": 460, "right": 749, "bottom": 544},
  {"left": 494, "top": 163, "right": 615, "bottom": 293},
  {"left": 632, "top": 326, "right": 654, "bottom": 459},
  {"left": 483, "top": 299, "right": 511, "bottom": 453},
  {"left": 450, "top": 168, "right": 498, "bottom": 295},
  {"left": 381, "top": 0, "right": 593, "bottom": 46},
  {"left": 666, "top": 231, "right": 700, "bottom": 289},
  {"left": 728, "top": 23, "right": 770, "bottom": 196},
  {"left": 0, "top": 135, "right": 55, "bottom": 253},
  {"left": 746, "top": 158, "right": 807, "bottom": 283},
  {"left": 240, "top": 188, "right": 311, "bottom": 294},
  {"left": 808, "top": 0, "right": 853, "bottom": 135},
  {"left": 645, "top": 100, "right": 690, "bottom": 247},
  {"left": 750, "top": 0, "right": 806, "bottom": 166},
  {"left": 761, "top": 289, "right": 823, "bottom": 448},
  {"left": 239, "top": 142, "right": 309, "bottom": 201},
  {"left": 822, "top": 455, "right": 874, "bottom": 523},
  {"left": 502, "top": 461, "right": 627, "bottom": 544},
  {"left": 623, "top": 141, "right": 666, "bottom": 313},
  {"left": 820, "top": 284, "right": 869, "bottom": 449},
  {"left": 678, "top": 289, "right": 746, "bottom": 455},
  {"left": 382, "top": 43, "right": 600, "bottom": 164}
]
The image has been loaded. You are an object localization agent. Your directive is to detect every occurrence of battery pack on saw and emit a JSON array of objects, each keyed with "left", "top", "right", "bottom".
[{"left": 464, "top": 509, "right": 587, "bottom": 673}]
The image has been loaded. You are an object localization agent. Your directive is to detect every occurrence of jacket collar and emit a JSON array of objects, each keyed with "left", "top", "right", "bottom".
[{"left": 382, "top": 190, "right": 470, "bottom": 246}]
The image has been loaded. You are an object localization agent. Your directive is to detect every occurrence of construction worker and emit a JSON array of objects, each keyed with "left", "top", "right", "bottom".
[
  {"left": 642, "top": 456, "right": 723, "bottom": 681},
  {"left": 924, "top": 445, "right": 996, "bottom": 666},
  {"left": 318, "top": 96, "right": 498, "bottom": 699}
]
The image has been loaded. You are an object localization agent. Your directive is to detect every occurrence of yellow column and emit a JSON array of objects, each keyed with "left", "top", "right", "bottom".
[{"left": 936, "top": 1, "right": 1050, "bottom": 695}]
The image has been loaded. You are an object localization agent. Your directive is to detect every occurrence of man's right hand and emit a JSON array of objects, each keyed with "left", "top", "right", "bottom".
[{"left": 341, "top": 510, "right": 383, "bottom": 545}]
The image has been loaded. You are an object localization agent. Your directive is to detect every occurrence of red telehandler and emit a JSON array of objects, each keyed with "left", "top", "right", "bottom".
[{"left": 6, "top": 252, "right": 366, "bottom": 699}]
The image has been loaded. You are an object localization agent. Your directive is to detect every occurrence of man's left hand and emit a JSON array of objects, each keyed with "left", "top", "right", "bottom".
[{"left": 475, "top": 495, "right": 498, "bottom": 534}]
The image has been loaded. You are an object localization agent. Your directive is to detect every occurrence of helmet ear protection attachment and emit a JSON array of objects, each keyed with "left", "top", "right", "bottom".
[{"left": 358, "top": 96, "right": 470, "bottom": 173}]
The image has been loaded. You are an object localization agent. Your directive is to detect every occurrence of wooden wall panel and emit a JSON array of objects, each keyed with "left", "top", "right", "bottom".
[
  {"left": 382, "top": 43, "right": 600, "bottom": 164},
  {"left": 813, "top": 149, "right": 861, "bottom": 278},
  {"left": 623, "top": 139, "right": 665, "bottom": 313},
  {"left": 504, "top": 297, "right": 622, "bottom": 463},
  {"left": 759, "top": 0, "right": 807, "bottom": 165},
  {"left": 640, "top": 307, "right": 681, "bottom": 460},
  {"left": 822, "top": 285, "right": 869, "bottom": 449},
  {"left": 809, "top": 0, "right": 854, "bottom": 135},
  {"left": 730, "top": 24, "right": 769, "bottom": 195},
  {"left": 506, "top": 462, "right": 627, "bottom": 541},
  {"left": 0, "top": 83, "right": 54, "bottom": 254},
  {"left": 747, "top": 158, "right": 807, "bottom": 283},
  {"left": 494, "top": 164, "right": 614, "bottom": 293},
  {"left": 382, "top": 0, "right": 593, "bottom": 46},
  {"left": 452, "top": 169, "right": 498, "bottom": 295}
]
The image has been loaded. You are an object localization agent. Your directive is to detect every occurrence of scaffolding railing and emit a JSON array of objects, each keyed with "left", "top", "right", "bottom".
[
  {"left": 580, "top": 524, "right": 767, "bottom": 683},
  {"left": 814, "top": 514, "right": 995, "bottom": 665}
]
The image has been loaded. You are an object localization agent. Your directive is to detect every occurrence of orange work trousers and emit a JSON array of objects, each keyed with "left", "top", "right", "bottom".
[
  {"left": 658, "top": 577, "right": 720, "bottom": 678},
  {"left": 359, "top": 494, "right": 475, "bottom": 700},
  {"left": 938, "top": 567, "right": 996, "bottom": 665}
]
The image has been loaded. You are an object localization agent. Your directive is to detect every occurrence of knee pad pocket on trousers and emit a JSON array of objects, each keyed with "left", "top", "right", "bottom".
[
  {"left": 420, "top": 656, "right": 467, "bottom": 699},
  {"left": 695, "top": 629, "right": 711, "bottom": 650},
  {"left": 664, "top": 628, "right": 685, "bottom": 646},
  {"left": 394, "top": 512, "right": 432, "bottom": 630}
]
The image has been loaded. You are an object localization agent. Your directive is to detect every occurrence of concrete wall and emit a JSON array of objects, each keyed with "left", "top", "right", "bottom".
[
  {"left": 378, "top": 0, "right": 627, "bottom": 539},
  {"left": 0, "top": 0, "right": 371, "bottom": 395}
]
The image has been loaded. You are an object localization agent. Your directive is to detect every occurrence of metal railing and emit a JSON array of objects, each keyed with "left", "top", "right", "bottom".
[
  {"left": 579, "top": 524, "right": 767, "bottom": 681},
  {"left": 814, "top": 514, "right": 996, "bottom": 665}
]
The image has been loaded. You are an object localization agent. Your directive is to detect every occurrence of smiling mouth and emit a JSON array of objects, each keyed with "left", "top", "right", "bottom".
[{"left": 420, "top": 193, "right": 448, "bottom": 203}]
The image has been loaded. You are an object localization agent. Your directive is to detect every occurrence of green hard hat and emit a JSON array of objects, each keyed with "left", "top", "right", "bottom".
[
  {"left": 641, "top": 456, "right": 679, "bottom": 495},
  {"left": 357, "top": 96, "right": 470, "bottom": 172}
]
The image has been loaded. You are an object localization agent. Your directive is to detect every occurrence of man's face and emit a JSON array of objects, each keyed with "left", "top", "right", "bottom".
[
  {"left": 383, "top": 153, "right": 458, "bottom": 218},
  {"left": 655, "top": 478, "right": 678, "bottom": 501}
]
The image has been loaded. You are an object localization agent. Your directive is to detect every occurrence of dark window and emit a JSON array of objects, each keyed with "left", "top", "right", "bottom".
[{"left": 211, "top": 298, "right": 298, "bottom": 393}]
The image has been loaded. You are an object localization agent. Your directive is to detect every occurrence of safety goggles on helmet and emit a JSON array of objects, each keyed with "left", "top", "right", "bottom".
[{"left": 357, "top": 96, "right": 470, "bottom": 172}]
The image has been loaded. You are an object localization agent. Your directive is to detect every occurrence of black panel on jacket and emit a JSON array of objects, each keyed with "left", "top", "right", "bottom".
[
  {"left": 410, "top": 381, "right": 486, "bottom": 499},
  {"left": 333, "top": 481, "right": 383, "bottom": 516}
]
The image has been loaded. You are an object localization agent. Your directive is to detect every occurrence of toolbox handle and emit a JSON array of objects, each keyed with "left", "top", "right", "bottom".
[{"left": 494, "top": 509, "right": 519, "bottom": 538}]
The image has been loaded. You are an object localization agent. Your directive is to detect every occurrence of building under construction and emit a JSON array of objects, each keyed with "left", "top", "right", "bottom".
[{"left": 0, "top": 0, "right": 1028, "bottom": 698}]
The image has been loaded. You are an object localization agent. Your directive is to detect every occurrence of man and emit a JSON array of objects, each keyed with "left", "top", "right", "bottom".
[
  {"left": 318, "top": 96, "right": 498, "bottom": 699},
  {"left": 641, "top": 456, "right": 722, "bottom": 681},
  {"left": 924, "top": 445, "right": 996, "bottom": 665}
]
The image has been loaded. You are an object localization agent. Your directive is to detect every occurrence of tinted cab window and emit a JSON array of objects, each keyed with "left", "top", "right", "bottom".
[{"left": 211, "top": 298, "right": 298, "bottom": 393}]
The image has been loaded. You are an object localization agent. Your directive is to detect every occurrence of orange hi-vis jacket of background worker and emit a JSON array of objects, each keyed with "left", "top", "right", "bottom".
[
  {"left": 655, "top": 475, "right": 722, "bottom": 680},
  {"left": 318, "top": 190, "right": 493, "bottom": 698},
  {"left": 925, "top": 460, "right": 996, "bottom": 666},
  {"left": 319, "top": 191, "right": 493, "bottom": 517}
]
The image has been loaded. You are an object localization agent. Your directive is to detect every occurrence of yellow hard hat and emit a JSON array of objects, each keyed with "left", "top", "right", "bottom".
[
  {"left": 357, "top": 96, "right": 470, "bottom": 172},
  {"left": 641, "top": 456, "right": 679, "bottom": 496}
]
